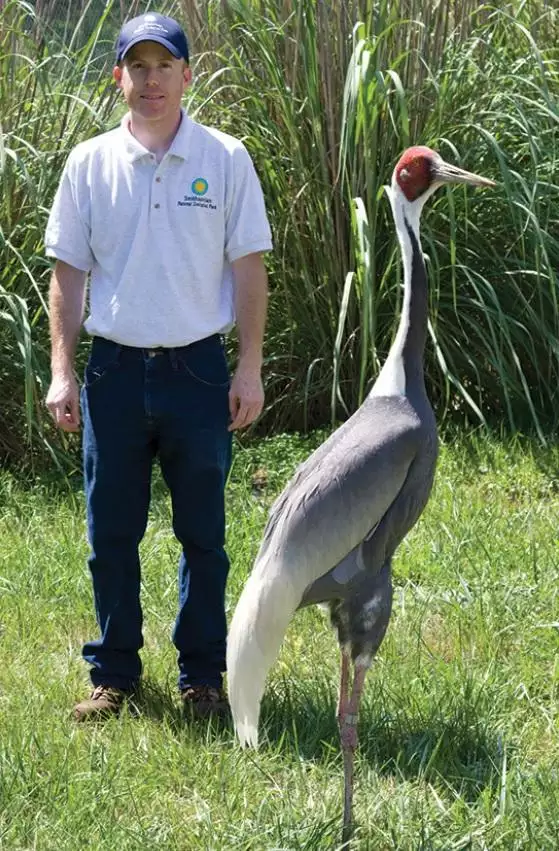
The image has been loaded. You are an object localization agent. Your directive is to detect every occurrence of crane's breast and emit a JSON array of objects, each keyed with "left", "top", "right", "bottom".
[{"left": 254, "top": 396, "right": 434, "bottom": 591}]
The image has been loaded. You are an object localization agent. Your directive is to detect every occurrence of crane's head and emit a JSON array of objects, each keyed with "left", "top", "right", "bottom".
[{"left": 389, "top": 145, "right": 495, "bottom": 208}]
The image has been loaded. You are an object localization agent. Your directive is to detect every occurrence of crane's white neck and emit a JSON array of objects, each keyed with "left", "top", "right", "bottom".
[{"left": 369, "top": 180, "right": 433, "bottom": 399}]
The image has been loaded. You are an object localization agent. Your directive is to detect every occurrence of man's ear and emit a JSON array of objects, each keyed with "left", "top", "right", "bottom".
[
  {"left": 183, "top": 64, "right": 193, "bottom": 89},
  {"left": 113, "top": 65, "right": 123, "bottom": 88}
]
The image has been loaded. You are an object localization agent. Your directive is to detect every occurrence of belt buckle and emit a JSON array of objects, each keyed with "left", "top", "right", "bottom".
[{"left": 146, "top": 348, "right": 162, "bottom": 358}]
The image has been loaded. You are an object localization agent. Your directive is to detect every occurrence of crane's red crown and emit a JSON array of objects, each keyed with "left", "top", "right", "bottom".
[{"left": 394, "top": 146, "right": 438, "bottom": 203}]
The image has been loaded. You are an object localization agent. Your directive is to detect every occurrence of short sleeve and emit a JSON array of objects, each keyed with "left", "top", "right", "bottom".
[
  {"left": 225, "top": 144, "right": 273, "bottom": 263},
  {"left": 44, "top": 150, "right": 95, "bottom": 272}
]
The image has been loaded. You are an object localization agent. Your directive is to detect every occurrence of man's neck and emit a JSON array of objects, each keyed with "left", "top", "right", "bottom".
[{"left": 128, "top": 110, "right": 183, "bottom": 163}]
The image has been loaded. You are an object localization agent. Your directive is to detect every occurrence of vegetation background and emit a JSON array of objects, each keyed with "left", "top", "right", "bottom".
[
  {"left": 1, "top": 0, "right": 557, "bottom": 472},
  {"left": 1, "top": 3, "right": 558, "bottom": 848}
]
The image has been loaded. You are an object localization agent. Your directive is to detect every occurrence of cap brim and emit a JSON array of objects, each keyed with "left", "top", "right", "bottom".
[{"left": 118, "top": 35, "right": 184, "bottom": 62}]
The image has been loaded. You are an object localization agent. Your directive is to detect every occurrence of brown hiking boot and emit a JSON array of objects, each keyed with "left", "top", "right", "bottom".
[
  {"left": 73, "top": 685, "right": 128, "bottom": 722},
  {"left": 180, "top": 685, "right": 229, "bottom": 719}
]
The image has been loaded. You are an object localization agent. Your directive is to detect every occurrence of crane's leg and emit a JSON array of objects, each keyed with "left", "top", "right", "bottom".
[
  {"left": 339, "top": 655, "right": 370, "bottom": 847},
  {"left": 337, "top": 646, "right": 351, "bottom": 728}
]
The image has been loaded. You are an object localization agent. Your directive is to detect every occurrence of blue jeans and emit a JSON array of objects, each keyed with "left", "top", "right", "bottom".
[{"left": 80, "top": 335, "right": 232, "bottom": 692}]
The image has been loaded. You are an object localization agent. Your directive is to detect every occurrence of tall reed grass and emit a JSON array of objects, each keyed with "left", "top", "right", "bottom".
[
  {"left": 0, "top": 0, "right": 119, "bottom": 467},
  {"left": 1, "top": 0, "right": 557, "bottom": 468},
  {"left": 182, "top": 0, "right": 558, "bottom": 436}
]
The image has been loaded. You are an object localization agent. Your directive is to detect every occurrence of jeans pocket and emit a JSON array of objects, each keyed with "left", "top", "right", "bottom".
[
  {"left": 84, "top": 339, "right": 121, "bottom": 388},
  {"left": 176, "top": 338, "right": 230, "bottom": 389}
]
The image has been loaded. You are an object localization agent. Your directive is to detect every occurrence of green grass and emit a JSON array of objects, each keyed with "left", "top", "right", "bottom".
[
  {"left": 1, "top": 431, "right": 558, "bottom": 849},
  {"left": 2, "top": 0, "right": 559, "bottom": 469}
]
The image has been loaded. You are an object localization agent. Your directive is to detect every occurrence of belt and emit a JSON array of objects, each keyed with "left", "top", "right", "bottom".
[{"left": 93, "top": 335, "right": 220, "bottom": 357}]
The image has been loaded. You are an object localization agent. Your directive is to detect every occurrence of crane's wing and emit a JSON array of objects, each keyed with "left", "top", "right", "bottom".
[{"left": 252, "top": 395, "right": 425, "bottom": 594}]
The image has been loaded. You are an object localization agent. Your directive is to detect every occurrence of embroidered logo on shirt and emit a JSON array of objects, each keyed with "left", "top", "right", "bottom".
[
  {"left": 191, "top": 178, "right": 209, "bottom": 196},
  {"left": 177, "top": 178, "right": 216, "bottom": 210}
]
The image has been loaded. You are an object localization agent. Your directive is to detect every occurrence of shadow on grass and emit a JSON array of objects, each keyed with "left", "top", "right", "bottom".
[
  {"left": 259, "top": 678, "right": 502, "bottom": 802},
  {"left": 128, "top": 678, "right": 233, "bottom": 741},
  {"left": 123, "top": 673, "right": 502, "bottom": 802}
]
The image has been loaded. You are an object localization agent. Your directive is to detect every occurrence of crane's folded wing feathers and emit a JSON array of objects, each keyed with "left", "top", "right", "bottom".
[{"left": 252, "top": 396, "right": 424, "bottom": 594}]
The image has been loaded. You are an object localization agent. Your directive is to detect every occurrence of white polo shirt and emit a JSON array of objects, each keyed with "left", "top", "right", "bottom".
[{"left": 45, "top": 109, "right": 273, "bottom": 347}]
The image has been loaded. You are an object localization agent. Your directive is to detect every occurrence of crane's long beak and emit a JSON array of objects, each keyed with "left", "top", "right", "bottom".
[{"left": 433, "top": 160, "right": 496, "bottom": 188}]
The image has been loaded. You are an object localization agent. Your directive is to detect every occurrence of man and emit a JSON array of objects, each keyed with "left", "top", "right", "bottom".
[{"left": 45, "top": 13, "right": 272, "bottom": 721}]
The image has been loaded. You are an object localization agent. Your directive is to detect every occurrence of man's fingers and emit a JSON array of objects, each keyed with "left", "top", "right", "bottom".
[
  {"left": 228, "top": 401, "right": 262, "bottom": 432},
  {"left": 60, "top": 421, "right": 80, "bottom": 433},
  {"left": 244, "top": 401, "right": 263, "bottom": 427},
  {"left": 69, "top": 395, "right": 81, "bottom": 428},
  {"left": 229, "top": 390, "right": 239, "bottom": 424},
  {"left": 228, "top": 369, "right": 264, "bottom": 431},
  {"left": 46, "top": 374, "right": 81, "bottom": 432},
  {"left": 51, "top": 400, "right": 80, "bottom": 432},
  {"left": 228, "top": 403, "right": 249, "bottom": 431}
]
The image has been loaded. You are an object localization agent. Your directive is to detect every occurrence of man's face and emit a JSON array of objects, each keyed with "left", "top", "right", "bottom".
[{"left": 113, "top": 41, "right": 192, "bottom": 121}]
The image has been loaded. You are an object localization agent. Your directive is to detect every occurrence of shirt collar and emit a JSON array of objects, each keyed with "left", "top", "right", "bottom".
[
  {"left": 167, "top": 109, "right": 194, "bottom": 160},
  {"left": 120, "top": 108, "right": 194, "bottom": 163}
]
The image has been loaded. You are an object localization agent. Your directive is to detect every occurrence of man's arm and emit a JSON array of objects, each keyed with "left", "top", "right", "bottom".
[
  {"left": 228, "top": 252, "right": 268, "bottom": 432},
  {"left": 45, "top": 260, "right": 86, "bottom": 432}
]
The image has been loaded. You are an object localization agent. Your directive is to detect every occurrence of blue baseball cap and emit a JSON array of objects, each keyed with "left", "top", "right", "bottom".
[{"left": 116, "top": 13, "right": 189, "bottom": 63}]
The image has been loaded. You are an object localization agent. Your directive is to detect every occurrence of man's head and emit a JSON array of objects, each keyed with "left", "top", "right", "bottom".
[
  {"left": 116, "top": 13, "right": 189, "bottom": 64},
  {"left": 113, "top": 14, "right": 191, "bottom": 124}
]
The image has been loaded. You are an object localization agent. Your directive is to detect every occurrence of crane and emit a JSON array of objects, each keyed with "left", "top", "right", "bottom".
[{"left": 226, "top": 146, "right": 495, "bottom": 845}]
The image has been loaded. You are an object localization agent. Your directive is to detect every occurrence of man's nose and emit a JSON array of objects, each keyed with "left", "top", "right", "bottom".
[{"left": 145, "top": 69, "right": 160, "bottom": 85}]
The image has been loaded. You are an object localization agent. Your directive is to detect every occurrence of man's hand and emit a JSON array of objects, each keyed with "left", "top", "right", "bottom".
[
  {"left": 46, "top": 372, "right": 81, "bottom": 432},
  {"left": 228, "top": 361, "right": 264, "bottom": 431},
  {"left": 46, "top": 260, "right": 86, "bottom": 432},
  {"left": 230, "top": 252, "right": 268, "bottom": 431}
]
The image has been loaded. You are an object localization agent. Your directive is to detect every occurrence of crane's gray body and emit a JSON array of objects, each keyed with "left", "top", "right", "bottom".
[
  {"left": 258, "top": 392, "right": 437, "bottom": 660},
  {"left": 252, "top": 213, "right": 438, "bottom": 662}
]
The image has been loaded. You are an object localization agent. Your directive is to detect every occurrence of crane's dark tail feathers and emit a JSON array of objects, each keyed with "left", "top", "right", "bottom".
[{"left": 226, "top": 564, "right": 300, "bottom": 748}]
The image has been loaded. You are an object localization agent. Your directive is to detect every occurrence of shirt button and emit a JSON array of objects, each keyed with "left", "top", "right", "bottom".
[
  {"left": 155, "top": 177, "right": 161, "bottom": 183},
  {"left": 154, "top": 203, "right": 160, "bottom": 209}
]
